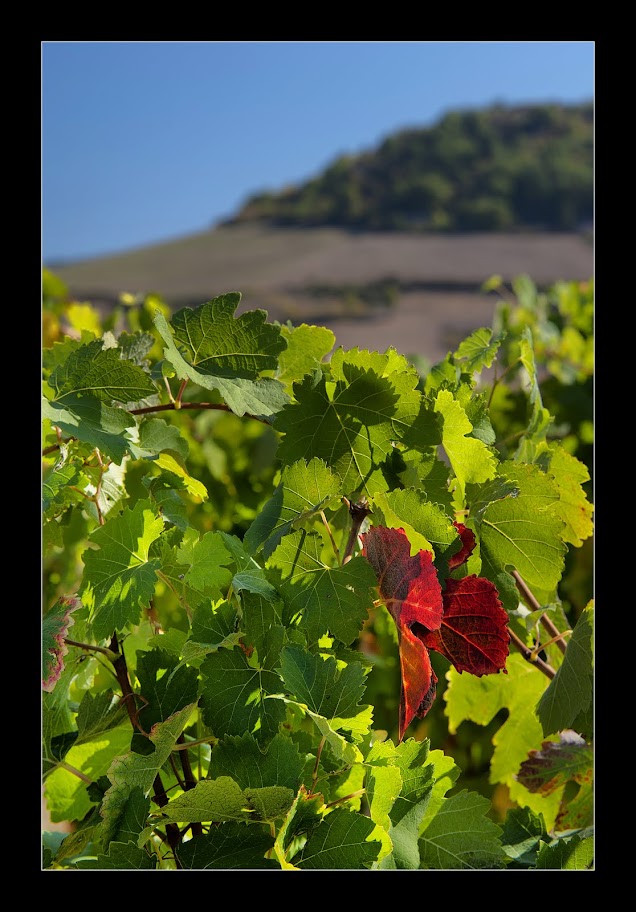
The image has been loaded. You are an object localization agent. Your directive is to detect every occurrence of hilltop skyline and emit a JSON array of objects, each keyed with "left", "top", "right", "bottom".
[{"left": 42, "top": 40, "right": 594, "bottom": 264}]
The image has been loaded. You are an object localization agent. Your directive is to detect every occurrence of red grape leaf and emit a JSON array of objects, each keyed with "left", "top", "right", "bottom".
[
  {"left": 417, "top": 575, "right": 510, "bottom": 676},
  {"left": 361, "top": 526, "right": 444, "bottom": 740},
  {"left": 448, "top": 522, "right": 476, "bottom": 569},
  {"left": 396, "top": 624, "right": 438, "bottom": 742},
  {"left": 360, "top": 526, "right": 444, "bottom": 631},
  {"left": 42, "top": 595, "right": 81, "bottom": 692}
]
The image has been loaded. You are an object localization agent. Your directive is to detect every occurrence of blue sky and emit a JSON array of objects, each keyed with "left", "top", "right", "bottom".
[{"left": 42, "top": 40, "right": 594, "bottom": 264}]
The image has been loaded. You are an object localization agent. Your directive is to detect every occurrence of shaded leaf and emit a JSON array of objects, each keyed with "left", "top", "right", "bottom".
[
  {"left": 42, "top": 396, "right": 136, "bottom": 464},
  {"left": 96, "top": 704, "right": 196, "bottom": 849},
  {"left": 535, "top": 832, "right": 594, "bottom": 869},
  {"left": 268, "top": 528, "right": 376, "bottom": 645},
  {"left": 244, "top": 457, "right": 341, "bottom": 558},
  {"left": 75, "top": 841, "right": 158, "bottom": 869},
  {"left": 208, "top": 732, "right": 304, "bottom": 792},
  {"left": 500, "top": 805, "right": 547, "bottom": 867},
  {"left": 296, "top": 808, "right": 381, "bottom": 869},
  {"left": 275, "top": 349, "right": 421, "bottom": 496},
  {"left": 279, "top": 645, "right": 366, "bottom": 719},
  {"left": 199, "top": 648, "right": 286, "bottom": 742},
  {"left": 175, "top": 823, "right": 277, "bottom": 869},
  {"left": 418, "top": 790, "right": 506, "bottom": 869},
  {"left": 537, "top": 601, "right": 594, "bottom": 737}
]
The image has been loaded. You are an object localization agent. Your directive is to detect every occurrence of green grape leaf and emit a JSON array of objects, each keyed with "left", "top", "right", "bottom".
[
  {"left": 154, "top": 452, "right": 208, "bottom": 501},
  {"left": 434, "top": 389, "right": 497, "bottom": 503},
  {"left": 168, "top": 293, "right": 285, "bottom": 375},
  {"left": 274, "top": 696, "right": 363, "bottom": 765},
  {"left": 176, "top": 529, "right": 233, "bottom": 593},
  {"left": 44, "top": 728, "right": 132, "bottom": 825},
  {"left": 239, "top": 591, "right": 286, "bottom": 669},
  {"left": 42, "top": 396, "right": 136, "bottom": 464},
  {"left": 275, "top": 349, "right": 421, "bottom": 496},
  {"left": 535, "top": 832, "right": 594, "bottom": 869},
  {"left": 244, "top": 457, "right": 342, "bottom": 558},
  {"left": 208, "top": 732, "right": 304, "bottom": 792},
  {"left": 96, "top": 703, "right": 196, "bottom": 849},
  {"left": 453, "top": 327, "right": 505, "bottom": 373},
  {"left": 154, "top": 297, "right": 289, "bottom": 419},
  {"left": 418, "top": 790, "right": 506, "bottom": 869},
  {"left": 500, "top": 806, "right": 547, "bottom": 867},
  {"left": 81, "top": 500, "right": 164, "bottom": 639},
  {"left": 444, "top": 653, "right": 562, "bottom": 829},
  {"left": 181, "top": 599, "right": 243, "bottom": 666},
  {"left": 75, "top": 691, "right": 129, "bottom": 745},
  {"left": 277, "top": 323, "right": 336, "bottom": 390},
  {"left": 109, "top": 787, "right": 151, "bottom": 845},
  {"left": 42, "top": 596, "right": 81, "bottom": 693},
  {"left": 75, "top": 841, "right": 158, "bottom": 869},
  {"left": 296, "top": 808, "right": 381, "bottom": 869},
  {"left": 366, "top": 757, "right": 402, "bottom": 831},
  {"left": 397, "top": 450, "right": 453, "bottom": 512},
  {"left": 515, "top": 327, "right": 553, "bottom": 457},
  {"left": 273, "top": 786, "right": 325, "bottom": 870},
  {"left": 199, "top": 648, "right": 286, "bottom": 741},
  {"left": 537, "top": 602, "right": 594, "bottom": 737},
  {"left": 217, "top": 531, "right": 280, "bottom": 600},
  {"left": 42, "top": 463, "right": 83, "bottom": 513},
  {"left": 175, "top": 823, "right": 277, "bottom": 869},
  {"left": 153, "top": 531, "right": 210, "bottom": 613},
  {"left": 267, "top": 529, "right": 376, "bottom": 644},
  {"left": 475, "top": 463, "right": 567, "bottom": 596},
  {"left": 278, "top": 645, "right": 368, "bottom": 728},
  {"left": 368, "top": 739, "right": 437, "bottom": 870},
  {"left": 48, "top": 338, "right": 156, "bottom": 403},
  {"left": 371, "top": 488, "right": 460, "bottom": 565},
  {"left": 157, "top": 777, "right": 252, "bottom": 823},
  {"left": 115, "top": 330, "right": 155, "bottom": 367},
  {"left": 541, "top": 445, "right": 594, "bottom": 547},
  {"left": 385, "top": 739, "right": 437, "bottom": 826},
  {"left": 128, "top": 417, "right": 189, "bottom": 460},
  {"left": 132, "top": 649, "right": 200, "bottom": 753}
]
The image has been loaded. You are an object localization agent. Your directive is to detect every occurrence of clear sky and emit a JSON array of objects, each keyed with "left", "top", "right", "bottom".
[{"left": 42, "top": 40, "right": 595, "bottom": 264}]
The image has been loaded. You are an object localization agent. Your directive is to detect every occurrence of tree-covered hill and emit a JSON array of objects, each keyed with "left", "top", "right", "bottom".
[{"left": 228, "top": 102, "right": 593, "bottom": 233}]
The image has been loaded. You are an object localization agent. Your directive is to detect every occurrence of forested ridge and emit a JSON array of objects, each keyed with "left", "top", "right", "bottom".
[{"left": 228, "top": 102, "right": 593, "bottom": 233}]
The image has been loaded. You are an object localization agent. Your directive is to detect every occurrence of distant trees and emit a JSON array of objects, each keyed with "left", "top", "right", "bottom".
[{"left": 227, "top": 103, "right": 593, "bottom": 233}]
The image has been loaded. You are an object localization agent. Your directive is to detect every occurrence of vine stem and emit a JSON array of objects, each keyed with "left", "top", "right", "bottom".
[
  {"left": 324, "top": 789, "right": 366, "bottom": 810},
  {"left": 42, "top": 401, "right": 272, "bottom": 456},
  {"left": 109, "top": 631, "right": 183, "bottom": 867},
  {"left": 508, "top": 627, "right": 556, "bottom": 679},
  {"left": 512, "top": 570, "right": 568, "bottom": 655},
  {"left": 65, "top": 638, "right": 119, "bottom": 662}
]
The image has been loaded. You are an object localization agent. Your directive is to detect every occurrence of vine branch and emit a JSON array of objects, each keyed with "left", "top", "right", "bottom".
[{"left": 512, "top": 570, "right": 569, "bottom": 655}]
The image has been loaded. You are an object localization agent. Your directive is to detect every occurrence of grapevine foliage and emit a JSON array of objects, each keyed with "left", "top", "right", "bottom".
[{"left": 42, "top": 274, "right": 594, "bottom": 870}]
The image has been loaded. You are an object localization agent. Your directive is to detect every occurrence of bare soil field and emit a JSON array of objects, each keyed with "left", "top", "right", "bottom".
[{"left": 52, "top": 224, "right": 593, "bottom": 364}]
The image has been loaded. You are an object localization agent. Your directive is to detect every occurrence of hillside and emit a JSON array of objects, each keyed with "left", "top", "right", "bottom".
[
  {"left": 228, "top": 102, "right": 593, "bottom": 232},
  {"left": 52, "top": 224, "right": 593, "bottom": 365},
  {"left": 50, "top": 100, "right": 593, "bottom": 365}
]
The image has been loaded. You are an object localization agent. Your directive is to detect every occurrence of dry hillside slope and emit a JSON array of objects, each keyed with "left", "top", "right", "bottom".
[{"left": 53, "top": 225, "right": 593, "bottom": 365}]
